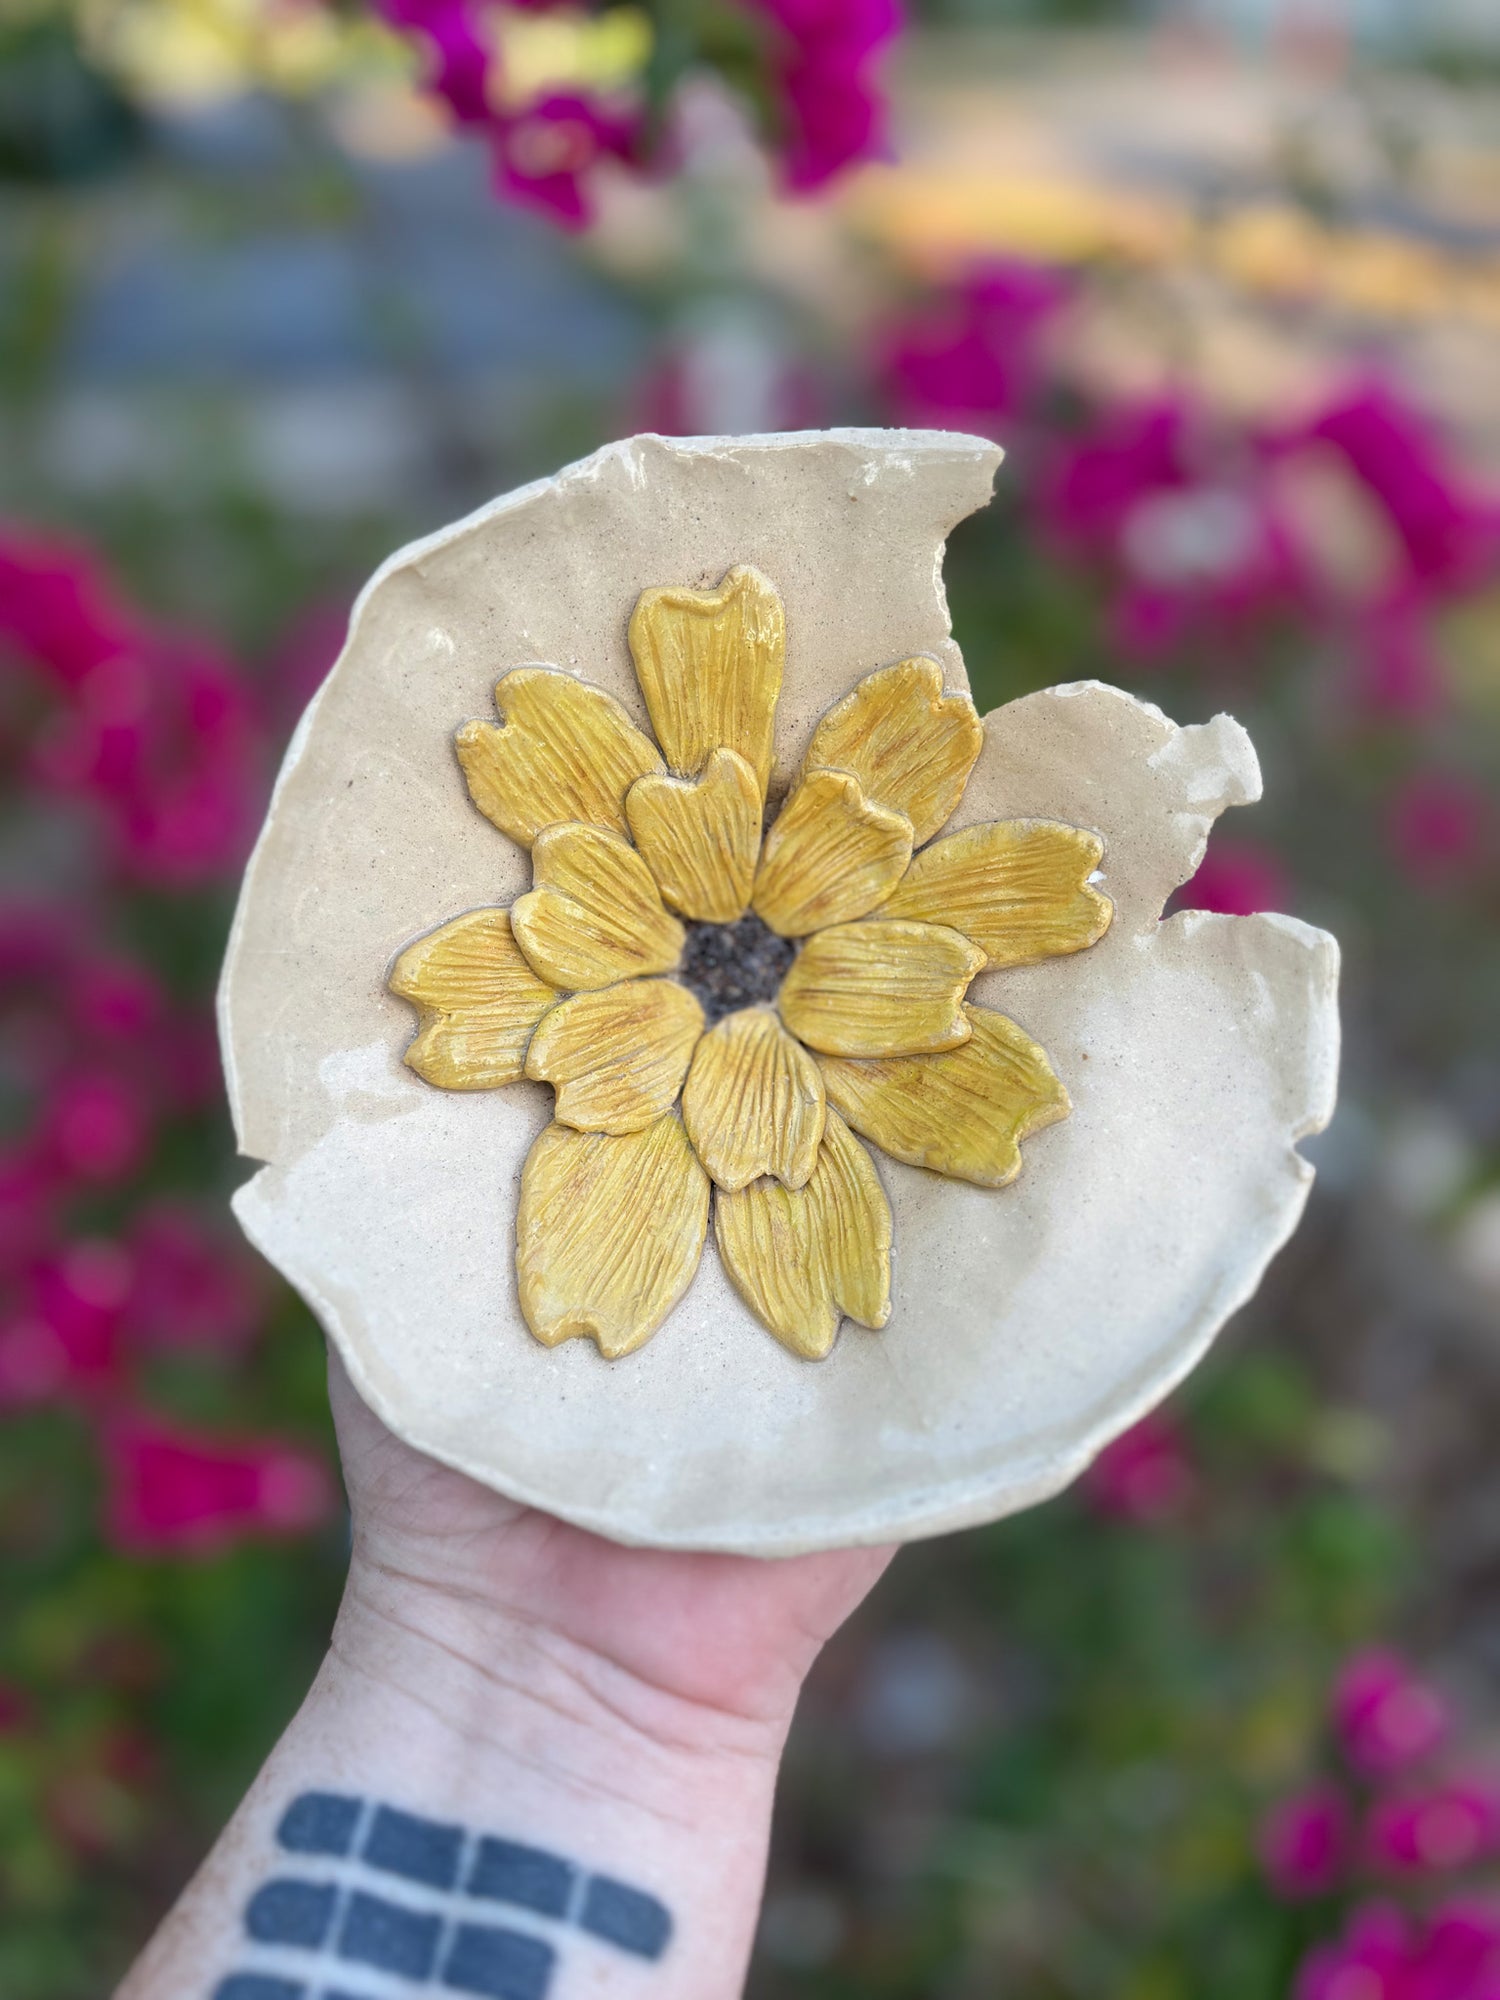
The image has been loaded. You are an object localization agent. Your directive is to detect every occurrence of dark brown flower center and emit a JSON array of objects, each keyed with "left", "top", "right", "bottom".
[{"left": 677, "top": 914, "right": 797, "bottom": 1026}]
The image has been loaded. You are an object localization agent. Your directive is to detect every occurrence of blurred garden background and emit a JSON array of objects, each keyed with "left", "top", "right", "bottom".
[{"left": 2, "top": 0, "right": 1500, "bottom": 1992}]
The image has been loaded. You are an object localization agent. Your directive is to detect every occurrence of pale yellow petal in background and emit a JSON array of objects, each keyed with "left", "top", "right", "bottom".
[
  {"left": 511, "top": 823, "right": 684, "bottom": 990},
  {"left": 525, "top": 979, "right": 704, "bottom": 1133},
  {"left": 456, "top": 668, "right": 663, "bottom": 848},
  {"left": 752, "top": 769, "right": 913, "bottom": 937},
  {"left": 819, "top": 1005, "right": 1070, "bottom": 1187},
  {"left": 681, "top": 1006, "right": 826, "bottom": 1192},
  {"left": 628, "top": 566, "right": 785, "bottom": 790},
  {"left": 715, "top": 1110, "right": 892, "bottom": 1361},
  {"left": 778, "top": 919, "right": 984, "bottom": 1058},
  {"left": 625, "top": 747, "right": 762, "bottom": 923},
  {"left": 803, "top": 657, "right": 982, "bottom": 845},
  {"left": 880, "top": 819, "right": 1112, "bottom": 968},
  {"left": 388, "top": 907, "right": 556, "bottom": 1090},
  {"left": 516, "top": 1116, "right": 711, "bottom": 1359}
]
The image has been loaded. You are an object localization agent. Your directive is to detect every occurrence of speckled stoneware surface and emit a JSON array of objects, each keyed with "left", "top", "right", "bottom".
[{"left": 219, "top": 429, "right": 1340, "bottom": 1554}]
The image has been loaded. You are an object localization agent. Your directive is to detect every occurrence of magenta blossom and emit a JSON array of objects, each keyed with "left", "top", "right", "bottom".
[
  {"left": 0, "top": 533, "right": 133, "bottom": 687},
  {"left": 1040, "top": 398, "right": 1309, "bottom": 664},
  {"left": 741, "top": 0, "right": 902, "bottom": 190},
  {"left": 1367, "top": 1781, "right": 1500, "bottom": 1877},
  {"left": 1295, "top": 381, "right": 1500, "bottom": 599},
  {"left": 878, "top": 261, "right": 1070, "bottom": 434},
  {"left": 41, "top": 1070, "right": 151, "bottom": 1186},
  {"left": 1261, "top": 1782, "right": 1353, "bottom": 1899},
  {"left": 104, "top": 1418, "right": 335, "bottom": 1556},
  {"left": 1081, "top": 1410, "right": 1195, "bottom": 1523},
  {"left": 373, "top": 0, "right": 491, "bottom": 126},
  {"left": 1333, "top": 1650, "right": 1449, "bottom": 1779},
  {"left": 124, "top": 1202, "right": 268, "bottom": 1359},
  {"left": 2, "top": 537, "right": 267, "bottom": 886},
  {"left": 1349, "top": 590, "right": 1448, "bottom": 721},
  {"left": 1295, "top": 1900, "right": 1500, "bottom": 2000},
  {"left": 1295, "top": 1902, "right": 1413, "bottom": 2000},
  {"left": 1181, "top": 837, "right": 1289, "bottom": 917},
  {"left": 1387, "top": 771, "right": 1491, "bottom": 892},
  {"left": 1409, "top": 1903, "right": 1500, "bottom": 2000},
  {"left": 493, "top": 91, "right": 640, "bottom": 229}
]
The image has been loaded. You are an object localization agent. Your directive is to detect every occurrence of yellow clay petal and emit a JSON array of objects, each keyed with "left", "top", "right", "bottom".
[
  {"left": 715, "top": 1110, "right": 891, "bottom": 1361},
  {"left": 777, "top": 919, "right": 984, "bottom": 1058},
  {"left": 388, "top": 908, "right": 556, "bottom": 1090},
  {"left": 525, "top": 979, "right": 704, "bottom": 1134},
  {"left": 516, "top": 1116, "right": 710, "bottom": 1359},
  {"left": 803, "top": 657, "right": 982, "bottom": 845},
  {"left": 456, "top": 668, "right": 663, "bottom": 848},
  {"left": 625, "top": 747, "right": 762, "bottom": 923},
  {"left": 628, "top": 566, "right": 785, "bottom": 790},
  {"left": 880, "top": 819, "right": 1112, "bottom": 968},
  {"left": 511, "top": 824, "right": 684, "bottom": 991},
  {"left": 752, "top": 769, "right": 913, "bottom": 938},
  {"left": 681, "top": 1006, "right": 826, "bottom": 1192},
  {"left": 819, "top": 1005, "right": 1070, "bottom": 1187}
]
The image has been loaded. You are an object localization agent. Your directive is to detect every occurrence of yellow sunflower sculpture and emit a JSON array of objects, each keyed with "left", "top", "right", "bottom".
[{"left": 388, "top": 565, "right": 1112, "bottom": 1362}]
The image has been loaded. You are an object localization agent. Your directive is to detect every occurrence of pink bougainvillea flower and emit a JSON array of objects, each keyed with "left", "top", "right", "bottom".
[
  {"left": 878, "top": 260, "right": 1071, "bottom": 433},
  {"left": 1333, "top": 1650, "right": 1450, "bottom": 1779},
  {"left": 1296, "top": 381, "right": 1500, "bottom": 599},
  {"left": 39, "top": 1070, "right": 150, "bottom": 1185},
  {"left": 373, "top": 0, "right": 492, "bottom": 126},
  {"left": 372, "top": 1, "right": 642, "bottom": 227},
  {"left": 493, "top": 90, "right": 641, "bottom": 229},
  {"left": 1409, "top": 1902, "right": 1500, "bottom": 2000},
  {"left": 1349, "top": 589, "right": 1448, "bottom": 721},
  {"left": 32, "top": 1237, "right": 134, "bottom": 1376},
  {"left": 1040, "top": 397, "right": 1309, "bottom": 664},
  {"left": 104, "top": 1418, "right": 335, "bottom": 1556},
  {"left": 41, "top": 644, "right": 265, "bottom": 887},
  {"left": 1081, "top": 1410, "right": 1195, "bottom": 1522},
  {"left": 66, "top": 952, "right": 164, "bottom": 1045},
  {"left": 1180, "top": 836, "right": 1289, "bottom": 917},
  {"left": 1294, "top": 1902, "right": 1416, "bottom": 2000},
  {"left": 1261, "top": 1781, "right": 1353, "bottom": 1899},
  {"left": 0, "top": 1145, "right": 60, "bottom": 1278},
  {"left": 742, "top": 0, "right": 903, "bottom": 190},
  {"left": 0, "top": 532, "right": 134, "bottom": 687},
  {"left": 0, "top": 1237, "right": 133, "bottom": 1407},
  {"left": 124, "top": 1202, "right": 268, "bottom": 1359},
  {"left": 1386, "top": 771, "right": 1491, "bottom": 892},
  {"left": 1367, "top": 1781, "right": 1500, "bottom": 1877},
  {"left": 2, "top": 536, "right": 266, "bottom": 886}
]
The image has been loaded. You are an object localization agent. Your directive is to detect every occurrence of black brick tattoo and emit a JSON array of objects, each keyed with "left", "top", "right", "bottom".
[{"left": 212, "top": 1792, "right": 673, "bottom": 1999}]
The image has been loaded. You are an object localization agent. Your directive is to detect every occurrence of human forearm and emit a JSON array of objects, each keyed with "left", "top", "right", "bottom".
[{"left": 117, "top": 1559, "right": 790, "bottom": 2000}]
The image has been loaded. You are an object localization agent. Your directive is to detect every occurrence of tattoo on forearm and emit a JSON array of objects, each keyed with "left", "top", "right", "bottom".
[{"left": 212, "top": 1792, "right": 672, "bottom": 1999}]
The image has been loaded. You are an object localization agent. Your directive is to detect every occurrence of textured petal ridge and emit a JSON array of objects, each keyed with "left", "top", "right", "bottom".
[
  {"left": 880, "top": 818, "right": 1112, "bottom": 967},
  {"left": 510, "top": 824, "right": 685, "bottom": 991},
  {"left": 625, "top": 747, "right": 762, "bottom": 923},
  {"left": 715, "top": 1110, "right": 892, "bottom": 1361},
  {"left": 803, "top": 657, "right": 982, "bottom": 845},
  {"left": 525, "top": 979, "right": 704, "bottom": 1133},
  {"left": 681, "top": 1006, "right": 826, "bottom": 1192},
  {"left": 628, "top": 566, "right": 785, "bottom": 790},
  {"left": 388, "top": 908, "right": 556, "bottom": 1090},
  {"left": 456, "top": 668, "right": 663, "bottom": 848},
  {"left": 778, "top": 920, "right": 984, "bottom": 1058},
  {"left": 752, "top": 769, "right": 913, "bottom": 937},
  {"left": 515, "top": 1116, "right": 711, "bottom": 1359},
  {"left": 819, "top": 1005, "right": 1070, "bottom": 1187}
]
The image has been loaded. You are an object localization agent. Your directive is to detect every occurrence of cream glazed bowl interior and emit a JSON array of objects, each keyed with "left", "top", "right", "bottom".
[{"left": 219, "top": 429, "right": 1340, "bottom": 1555}]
